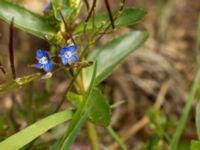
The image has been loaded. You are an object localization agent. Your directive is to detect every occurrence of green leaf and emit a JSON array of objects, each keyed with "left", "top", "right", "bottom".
[
  {"left": 74, "top": 7, "right": 146, "bottom": 33},
  {"left": 169, "top": 69, "right": 200, "bottom": 150},
  {"left": 51, "top": 0, "right": 73, "bottom": 21},
  {"left": 88, "top": 88, "right": 111, "bottom": 127},
  {"left": 196, "top": 102, "right": 200, "bottom": 140},
  {"left": 0, "top": 110, "right": 73, "bottom": 150},
  {"left": 0, "top": 0, "right": 56, "bottom": 39},
  {"left": 190, "top": 140, "right": 200, "bottom": 150},
  {"left": 67, "top": 89, "right": 111, "bottom": 127},
  {"left": 58, "top": 62, "right": 97, "bottom": 150},
  {"left": 67, "top": 91, "right": 82, "bottom": 108},
  {"left": 51, "top": 0, "right": 82, "bottom": 22},
  {"left": 0, "top": 73, "right": 41, "bottom": 93},
  {"left": 83, "top": 31, "right": 148, "bottom": 89}
]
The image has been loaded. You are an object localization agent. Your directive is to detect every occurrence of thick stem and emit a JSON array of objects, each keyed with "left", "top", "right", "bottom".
[
  {"left": 78, "top": 69, "right": 100, "bottom": 150},
  {"left": 86, "top": 122, "right": 100, "bottom": 150}
]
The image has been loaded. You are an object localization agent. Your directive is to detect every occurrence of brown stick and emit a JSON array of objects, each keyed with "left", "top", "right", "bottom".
[
  {"left": 0, "top": 61, "right": 6, "bottom": 74},
  {"left": 9, "top": 18, "right": 16, "bottom": 79},
  {"left": 85, "top": 0, "right": 96, "bottom": 22},
  {"left": 104, "top": 0, "right": 115, "bottom": 29},
  {"left": 59, "top": 11, "right": 76, "bottom": 45},
  {"left": 84, "top": 0, "right": 90, "bottom": 11}
]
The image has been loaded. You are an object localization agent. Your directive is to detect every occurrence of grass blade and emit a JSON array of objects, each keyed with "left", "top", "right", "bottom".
[
  {"left": 107, "top": 126, "right": 127, "bottom": 150},
  {"left": 196, "top": 102, "right": 200, "bottom": 140},
  {"left": 169, "top": 69, "right": 200, "bottom": 150},
  {"left": 59, "top": 62, "right": 97, "bottom": 150},
  {"left": 0, "top": 110, "right": 73, "bottom": 150}
]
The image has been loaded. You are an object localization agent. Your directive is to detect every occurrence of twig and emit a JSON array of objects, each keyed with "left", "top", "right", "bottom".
[
  {"left": 119, "top": 0, "right": 126, "bottom": 11},
  {"left": 80, "top": 0, "right": 126, "bottom": 61},
  {"left": 9, "top": 18, "right": 16, "bottom": 79},
  {"left": 53, "top": 67, "right": 82, "bottom": 113},
  {"left": 108, "top": 80, "right": 171, "bottom": 150},
  {"left": 85, "top": 0, "right": 97, "bottom": 22},
  {"left": 84, "top": 0, "right": 90, "bottom": 11},
  {"left": 104, "top": 0, "right": 115, "bottom": 29},
  {"left": 0, "top": 61, "right": 6, "bottom": 74},
  {"left": 59, "top": 11, "right": 76, "bottom": 45}
]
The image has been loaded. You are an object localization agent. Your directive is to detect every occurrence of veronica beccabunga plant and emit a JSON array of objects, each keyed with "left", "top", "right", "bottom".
[{"left": 0, "top": 0, "right": 148, "bottom": 149}]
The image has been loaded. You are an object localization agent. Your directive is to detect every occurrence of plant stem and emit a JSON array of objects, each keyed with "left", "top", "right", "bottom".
[
  {"left": 169, "top": 69, "right": 200, "bottom": 150},
  {"left": 53, "top": 67, "right": 82, "bottom": 113},
  {"left": 86, "top": 122, "right": 100, "bottom": 150},
  {"left": 107, "top": 126, "right": 127, "bottom": 150},
  {"left": 9, "top": 17, "right": 16, "bottom": 79},
  {"left": 78, "top": 65, "right": 100, "bottom": 150}
]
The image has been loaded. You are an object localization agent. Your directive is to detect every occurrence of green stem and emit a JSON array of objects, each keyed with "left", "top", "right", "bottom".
[
  {"left": 107, "top": 126, "right": 127, "bottom": 150},
  {"left": 169, "top": 69, "right": 200, "bottom": 150},
  {"left": 86, "top": 122, "right": 100, "bottom": 150}
]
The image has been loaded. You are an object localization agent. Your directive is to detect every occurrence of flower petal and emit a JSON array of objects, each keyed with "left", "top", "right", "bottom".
[
  {"left": 44, "top": 52, "right": 51, "bottom": 60},
  {"left": 44, "top": 4, "right": 50, "bottom": 11},
  {"left": 44, "top": 62, "right": 52, "bottom": 72},
  {"left": 60, "top": 48, "right": 67, "bottom": 55},
  {"left": 68, "top": 45, "right": 77, "bottom": 53},
  {"left": 71, "top": 55, "right": 78, "bottom": 62},
  {"left": 36, "top": 49, "right": 44, "bottom": 58},
  {"left": 35, "top": 62, "right": 42, "bottom": 68},
  {"left": 61, "top": 56, "right": 68, "bottom": 65}
]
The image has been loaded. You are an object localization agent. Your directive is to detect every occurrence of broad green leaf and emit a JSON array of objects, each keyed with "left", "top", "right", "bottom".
[
  {"left": 67, "top": 91, "right": 82, "bottom": 108},
  {"left": 83, "top": 31, "right": 148, "bottom": 89},
  {"left": 58, "top": 62, "right": 97, "bottom": 150},
  {"left": 0, "top": 0, "right": 56, "bottom": 39},
  {"left": 0, "top": 73, "right": 40, "bottom": 93},
  {"left": 196, "top": 102, "right": 200, "bottom": 140},
  {"left": 74, "top": 8, "right": 146, "bottom": 33},
  {"left": 169, "top": 69, "right": 200, "bottom": 150},
  {"left": 0, "top": 110, "right": 73, "bottom": 150},
  {"left": 190, "top": 140, "right": 200, "bottom": 150},
  {"left": 88, "top": 88, "right": 111, "bottom": 127},
  {"left": 67, "top": 89, "right": 111, "bottom": 127}
]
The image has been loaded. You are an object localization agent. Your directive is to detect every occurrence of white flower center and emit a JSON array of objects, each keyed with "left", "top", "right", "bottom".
[
  {"left": 39, "top": 57, "right": 48, "bottom": 65},
  {"left": 64, "top": 51, "right": 72, "bottom": 58}
]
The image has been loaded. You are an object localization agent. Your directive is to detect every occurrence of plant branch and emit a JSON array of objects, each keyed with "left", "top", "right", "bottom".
[
  {"left": 9, "top": 18, "right": 16, "bottom": 79},
  {"left": 59, "top": 11, "right": 76, "bottom": 45},
  {"left": 84, "top": 0, "right": 90, "bottom": 11},
  {"left": 80, "top": 0, "right": 126, "bottom": 61},
  {"left": 85, "top": 0, "right": 97, "bottom": 22},
  {"left": 53, "top": 67, "right": 82, "bottom": 113},
  {"left": 86, "top": 122, "right": 100, "bottom": 150},
  {"left": 104, "top": 0, "right": 115, "bottom": 29},
  {"left": 0, "top": 61, "right": 6, "bottom": 74}
]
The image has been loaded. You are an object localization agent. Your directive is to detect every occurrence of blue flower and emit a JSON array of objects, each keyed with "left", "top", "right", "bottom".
[
  {"left": 59, "top": 45, "right": 78, "bottom": 65},
  {"left": 44, "top": 4, "right": 50, "bottom": 11},
  {"left": 35, "top": 50, "right": 52, "bottom": 72}
]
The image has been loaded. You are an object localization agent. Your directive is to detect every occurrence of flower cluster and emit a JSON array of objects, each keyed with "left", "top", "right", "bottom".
[{"left": 35, "top": 45, "right": 78, "bottom": 72}]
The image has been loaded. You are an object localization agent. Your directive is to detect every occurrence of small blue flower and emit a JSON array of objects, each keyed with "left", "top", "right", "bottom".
[
  {"left": 35, "top": 50, "right": 52, "bottom": 72},
  {"left": 59, "top": 45, "right": 78, "bottom": 65},
  {"left": 44, "top": 4, "right": 50, "bottom": 11}
]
